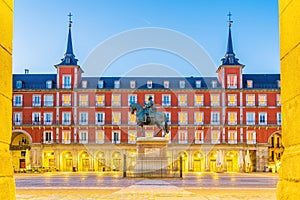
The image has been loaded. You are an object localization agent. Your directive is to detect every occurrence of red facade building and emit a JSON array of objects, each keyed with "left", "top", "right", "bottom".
[{"left": 11, "top": 16, "right": 282, "bottom": 173}]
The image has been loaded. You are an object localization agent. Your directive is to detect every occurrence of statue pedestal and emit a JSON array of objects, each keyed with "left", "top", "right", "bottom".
[{"left": 135, "top": 137, "right": 169, "bottom": 177}]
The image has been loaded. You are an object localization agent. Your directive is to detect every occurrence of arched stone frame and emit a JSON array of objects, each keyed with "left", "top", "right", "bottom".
[
  {"left": 111, "top": 151, "right": 122, "bottom": 171},
  {"left": 94, "top": 150, "right": 106, "bottom": 172},
  {"left": 78, "top": 150, "right": 90, "bottom": 172},
  {"left": 11, "top": 129, "right": 33, "bottom": 145},
  {"left": 60, "top": 151, "right": 73, "bottom": 172},
  {"left": 193, "top": 151, "right": 205, "bottom": 172}
]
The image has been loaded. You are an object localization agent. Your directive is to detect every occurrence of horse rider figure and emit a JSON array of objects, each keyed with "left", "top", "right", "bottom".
[{"left": 144, "top": 96, "right": 155, "bottom": 122}]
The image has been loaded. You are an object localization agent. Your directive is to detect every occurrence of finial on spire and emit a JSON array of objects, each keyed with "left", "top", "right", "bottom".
[
  {"left": 68, "top": 12, "right": 73, "bottom": 27},
  {"left": 227, "top": 12, "right": 233, "bottom": 27}
]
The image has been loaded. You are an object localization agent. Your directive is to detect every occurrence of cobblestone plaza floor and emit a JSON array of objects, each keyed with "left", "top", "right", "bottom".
[{"left": 15, "top": 172, "right": 278, "bottom": 200}]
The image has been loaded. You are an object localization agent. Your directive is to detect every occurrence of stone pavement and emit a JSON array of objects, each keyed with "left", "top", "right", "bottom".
[{"left": 16, "top": 180, "right": 276, "bottom": 200}]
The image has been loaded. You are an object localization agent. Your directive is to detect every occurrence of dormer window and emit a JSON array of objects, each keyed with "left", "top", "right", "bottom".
[
  {"left": 114, "top": 80, "right": 120, "bottom": 89},
  {"left": 16, "top": 80, "right": 23, "bottom": 89},
  {"left": 130, "top": 80, "right": 136, "bottom": 89},
  {"left": 247, "top": 80, "right": 253, "bottom": 88},
  {"left": 97, "top": 80, "right": 104, "bottom": 89},
  {"left": 46, "top": 80, "right": 52, "bottom": 89},
  {"left": 82, "top": 80, "right": 87, "bottom": 88},
  {"left": 212, "top": 81, "right": 217, "bottom": 88},
  {"left": 179, "top": 80, "right": 185, "bottom": 89},
  {"left": 195, "top": 80, "right": 201, "bottom": 88},
  {"left": 147, "top": 80, "right": 152, "bottom": 89},
  {"left": 66, "top": 57, "right": 70, "bottom": 64},
  {"left": 164, "top": 81, "right": 169, "bottom": 89}
]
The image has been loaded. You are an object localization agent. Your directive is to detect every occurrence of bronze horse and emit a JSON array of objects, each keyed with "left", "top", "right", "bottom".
[{"left": 130, "top": 102, "right": 169, "bottom": 137}]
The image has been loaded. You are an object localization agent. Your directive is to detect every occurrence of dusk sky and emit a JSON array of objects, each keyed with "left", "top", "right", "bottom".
[{"left": 13, "top": 0, "right": 279, "bottom": 77}]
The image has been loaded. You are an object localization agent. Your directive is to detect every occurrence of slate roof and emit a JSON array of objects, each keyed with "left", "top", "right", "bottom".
[
  {"left": 242, "top": 74, "right": 280, "bottom": 89},
  {"left": 13, "top": 74, "right": 57, "bottom": 89}
]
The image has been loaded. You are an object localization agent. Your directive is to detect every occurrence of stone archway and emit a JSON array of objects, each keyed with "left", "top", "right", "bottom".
[
  {"left": 95, "top": 151, "right": 106, "bottom": 172},
  {"left": 268, "top": 131, "right": 283, "bottom": 172},
  {"left": 225, "top": 151, "right": 239, "bottom": 172},
  {"left": 111, "top": 151, "right": 122, "bottom": 171},
  {"left": 193, "top": 151, "right": 205, "bottom": 172},
  {"left": 60, "top": 151, "right": 73, "bottom": 172},
  {"left": 78, "top": 151, "right": 90, "bottom": 172},
  {"left": 177, "top": 151, "right": 188, "bottom": 172},
  {"left": 10, "top": 130, "right": 32, "bottom": 172}
]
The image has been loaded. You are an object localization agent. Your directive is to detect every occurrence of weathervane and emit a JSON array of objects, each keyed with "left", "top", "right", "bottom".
[
  {"left": 227, "top": 12, "right": 233, "bottom": 27},
  {"left": 68, "top": 12, "right": 73, "bottom": 27}
]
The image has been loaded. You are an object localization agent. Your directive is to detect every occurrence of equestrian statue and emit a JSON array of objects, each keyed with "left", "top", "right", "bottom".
[{"left": 130, "top": 96, "right": 169, "bottom": 137}]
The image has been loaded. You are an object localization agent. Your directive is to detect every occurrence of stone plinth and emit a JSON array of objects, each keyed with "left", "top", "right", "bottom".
[{"left": 135, "top": 137, "right": 169, "bottom": 177}]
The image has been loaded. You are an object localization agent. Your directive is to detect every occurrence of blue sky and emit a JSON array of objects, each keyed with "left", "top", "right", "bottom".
[{"left": 13, "top": 0, "right": 279, "bottom": 77}]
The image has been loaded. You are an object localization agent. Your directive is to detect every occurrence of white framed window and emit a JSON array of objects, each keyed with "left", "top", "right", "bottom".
[
  {"left": 246, "top": 94, "right": 255, "bottom": 106},
  {"left": 97, "top": 80, "right": 104, "bottom": 89},
  {"left": 227, "top": 74, "right": 237, "bottom": 88},
  {"left": 130, "top": 80, "right": 136, "bottom": 89},
  {"left": 246, "top": 131, "right": 256, "bottom": 144},
  {"left": 165, "top": 112, "right": 171, "bottom": 124},
  {"left": 128, "top": 112, "right": 136, "bottom": 125},
  {"left": 62, "top": 94, "right": 71, "bottom": 106},
  {"left": 277, "top": 94, "right": 281, "bottom": 106},
  {"left": 259, "top": 112, "right": 267, "bottom": 125},
  {"left": 32, "top": 112, "right": 41, "bottom": 125},
  {"left": 81, "top": 80, "right": 87, "bottom": 88},
  {"left": 277, "top": 80, "right": 281, "bottom": 88},
  {"left": 128, "top": 94, "right": 137, "bottom": 105},
  {"left": 62, "top": 75, "right": 72, "bottom": 89},
  {"left": 194, "top": 112, "right": 204, "bottom": 125},
  {"left": 96, "top": 130, "right": 104, "bottom": 144},
  {"left": 247, "top": 80, "right": 253, "bottom": 88},
  {"left": 79, "top": 94, "right": 88, "bottom": 106},
  {"left": 228, "top": 112, "right": 237, "bottom": 125},
  {"left": 258, "top": 94, "right": 267, "bottom": 106},
  {"left": 211, "top": 130, "right": 220, "bottom": 144},
  {"left": 178, "top": 112, "right": 188, "bottom": 125},
  {"left": 79, "top": 131, "right": 88, "bottom": 144},
  {"left": 179, "top": 80, "right": 185, "bottom": 88},
  {"left": 13, "top": 94, "right": 23, "bottom": 106},
  {"left": 32, "top": 94, "right": 41, "bottom": 106},
  {"left": 195, "top": 80, "right": 201, "bottom": 88},
  {"left": 195, "top": 130, "right": 204, "bottom": 144},
  {"left": 277, "top": 112, "right": 282, "bottom": 125},
  {"left": 211, "top": 112, "right": 220, "bottom": 125},
  {"left": 62, "top": 112, "right": 71, "bottom": 125},
  {"left": 178, "top": 94, "right": 187, "bottom": 106},
  {"left": 164, "top": 80, "right": 169, "bottom": 89},
  {"left": 44, "top": 94, "right": 54, "bottom": 106},
  {"left": 95, "top": 112, "right": 105, "bottom": 125},
  {"left": 228, "top": 130, "right": 237, "bottom": 144},
  {"left": 162, "top": 94, "right": 171, "bottom": 106},
  {"left": 147, "top": 80, "right": 152, "bottom": 88},
  {"left": 112, "top": 112, "right": 121, "bottom": 125},
  {"left": 14, "top": 112, "right": 22, "bottom": 125},
  {"left": 246, "top": 112, "right": 255, "bottom": 125},
  {"left": 128, "top": 130, "right": 137, "bottom": 144},
  {"left": 112, "top": 131, "right": 121, "bottom": 144},
  {"left": 228, "top": 94, "right": 237, "bottom": 106},
  {"left": 79, "top": 112, "right": 88, "bottom": 125},
  {"left": 178, "top": 130, "right": 188, "bottom": 144},
  {"left": 43, "top": 131, "right": 53, "bottom": 144},
  {"left": 62, "top": 131, "right": 71, "bottom": 144},
  {"left": 46, "top": 80, "right": 53, "bottom": 89},
  {"left": 16, "top": 80, "right": 23, "bottom": 89},
  {"left": 112, "top": 94, "right": 121, "bottom": 106},
  {"left": 211, "top": 80, "right": 217, "bottom": 88},
  {"left": 194, "top": 94, "right": 204, "bottom": 106},
  {"left": 44, "top": 112, "right": 53, "bottom": 125},
  {"left": 95, "top": 94, "right": 105, "bottom": 106},
  {"left": 114, "top": 80, "right": 120, "bottom": 89},
  {"left": 210, "top": 94, "right": 220, "bottom": 106}
]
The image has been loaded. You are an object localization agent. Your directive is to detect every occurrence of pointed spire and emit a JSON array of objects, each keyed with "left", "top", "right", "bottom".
[
  {"left": 221, "top": 12, "right": 242, "bottom": 65},
  {"left": 56, "top": 12, "right": 78, "bottom": 66}
]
